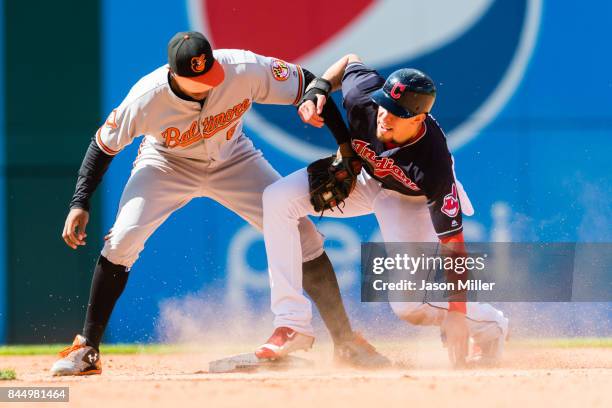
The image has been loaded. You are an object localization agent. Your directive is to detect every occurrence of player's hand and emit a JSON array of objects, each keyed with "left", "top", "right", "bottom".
[
  {"left": 62, "top": 208, "right": 89, "bottom": 249},
  {"left": 298, "top": 94, "right": 326, "bottom": 128},
  {"left": 442, "top": 310, "right": 469, "bottom": 368}
]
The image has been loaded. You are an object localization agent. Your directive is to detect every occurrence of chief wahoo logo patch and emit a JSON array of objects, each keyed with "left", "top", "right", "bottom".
[{"left": 441, "top": 183, "right": 460, "bottom": 218}]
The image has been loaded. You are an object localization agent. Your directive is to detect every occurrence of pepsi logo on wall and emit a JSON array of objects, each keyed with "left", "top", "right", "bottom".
[{"left": 188, "top": 0, "right": 541, "bottom": 161}]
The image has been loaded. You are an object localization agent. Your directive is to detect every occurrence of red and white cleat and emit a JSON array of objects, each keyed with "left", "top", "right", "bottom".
[{"left": 255, "top": 327, "right": 315, "bottom": 360}]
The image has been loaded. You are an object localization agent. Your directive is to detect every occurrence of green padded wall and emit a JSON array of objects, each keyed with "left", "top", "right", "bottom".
[{"left": 4, "top": 0, "right": 102, "bottom": 343}]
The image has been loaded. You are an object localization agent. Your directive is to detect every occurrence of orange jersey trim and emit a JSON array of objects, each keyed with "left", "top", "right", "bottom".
[
  {"left": 292, "top": 65, "right": 304, "bottom": 106},
  {"left": 96, "top": 128, "right": 120, "bottom": 155}
]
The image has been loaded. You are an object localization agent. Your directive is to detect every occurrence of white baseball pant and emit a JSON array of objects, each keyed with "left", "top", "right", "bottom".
[{"left": 101, "top": 136, "right": 324, "bottom": 268}]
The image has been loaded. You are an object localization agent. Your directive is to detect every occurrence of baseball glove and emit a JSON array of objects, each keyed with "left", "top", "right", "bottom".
[{"left": 307, "top": 155, "right": 363, "bottom": 214}]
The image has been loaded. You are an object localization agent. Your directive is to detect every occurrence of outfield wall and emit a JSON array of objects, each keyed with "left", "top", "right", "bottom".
[{"left": 1, "top": 0, "right": 102, "bottom": 343}]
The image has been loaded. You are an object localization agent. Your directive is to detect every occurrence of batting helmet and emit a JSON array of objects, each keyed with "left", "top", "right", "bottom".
[{"left": 371, "top": 68, "right": 436, "bottom": 118}]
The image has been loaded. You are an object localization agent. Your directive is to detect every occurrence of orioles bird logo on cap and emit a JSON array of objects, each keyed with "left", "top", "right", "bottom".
[{"left": 191, "top": 54, "right": 206, "bottom": 73}]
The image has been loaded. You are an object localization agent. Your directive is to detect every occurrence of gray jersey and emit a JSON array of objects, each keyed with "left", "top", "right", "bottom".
[
  {"left": 95, "top": 49, "right": 324, "bottom": 269},
  {"left": 96, "top": 49, "right": 305, "bottom": 162}
]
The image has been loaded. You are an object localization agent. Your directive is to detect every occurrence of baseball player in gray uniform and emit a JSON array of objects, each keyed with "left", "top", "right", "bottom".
[{"left": 51, "top": 32, "right": 389, "bottom": 376}]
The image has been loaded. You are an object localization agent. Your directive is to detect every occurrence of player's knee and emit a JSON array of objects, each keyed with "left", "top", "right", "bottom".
[
  {"left": 262, "top": 183, "right": 279, "bottom": 209},
  {"left": 101, "top": 232, "right": 143, "bottom": 268},
  {"left": 297, "top": 217, "right": 324, "bottom": 261},
  {"left": 101, "top": 247, "right": 138, "bottom": 268},
  {"left": 263, "top": 180, "right": 296, "bottom": 215}
]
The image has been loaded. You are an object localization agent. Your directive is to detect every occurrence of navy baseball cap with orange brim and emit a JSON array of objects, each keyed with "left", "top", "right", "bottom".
[{"left": 168, "top": 31, "right": 225, "bottom": 87}]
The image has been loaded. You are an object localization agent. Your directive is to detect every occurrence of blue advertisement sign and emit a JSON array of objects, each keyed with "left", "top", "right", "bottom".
[{"left": 100, "top": 0, "right": 611, "bottom": 342}]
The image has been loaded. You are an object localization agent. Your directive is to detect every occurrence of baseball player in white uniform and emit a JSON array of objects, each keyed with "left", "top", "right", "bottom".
[
  {"left": 51, "top": 33, "right": 389, "bottom": 376},
  {"left": 255, "top": 54, "right": 509, "bottom": 367}
]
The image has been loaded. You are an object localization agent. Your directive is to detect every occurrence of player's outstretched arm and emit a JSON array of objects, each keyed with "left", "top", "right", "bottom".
[
  {"left": 298, "top": 54, "right": 362, "bottom": 126},
  {"left": 321, "top": 53, "right": 362, "bottom": 91},
  {"left": 440, "top": 231, "right": 469, "bottom": 367},
  {"left": 62, "top": 137, "right": 115, "bottom": 249},
  {"left": 298, "top": 56, "right": 363, "bottom": 149}
]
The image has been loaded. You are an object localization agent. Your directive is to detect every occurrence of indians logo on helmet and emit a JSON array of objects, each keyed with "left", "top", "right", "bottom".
[
  {"left": 390, "top": 83, "right": 406, "bottom": 100},
  {"left": 187, "top": 0, "right": 541, "bottom": 162}
]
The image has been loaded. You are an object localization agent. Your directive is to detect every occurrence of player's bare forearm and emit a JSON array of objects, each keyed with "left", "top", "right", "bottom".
[
  {"left": 299, "top": 56, "right": 361, "bottom": 145},
  {"left": 440, "top": 231, "right": 468, "bottom": 313},
  {"left": 321, "top": 54, "right": 362, "bottom": 92},
  {"left": 439, "top": 232, "right": 469, "bottom": 365}
]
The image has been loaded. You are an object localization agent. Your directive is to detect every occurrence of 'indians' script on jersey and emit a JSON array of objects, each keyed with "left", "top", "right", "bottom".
[{"left": 351, "top": 139, "right": 420, "bottom": 191}]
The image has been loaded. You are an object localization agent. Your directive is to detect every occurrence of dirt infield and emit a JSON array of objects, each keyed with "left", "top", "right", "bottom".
[{"left": 2, "top": 341, "right": 611, "bottom": 408}]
